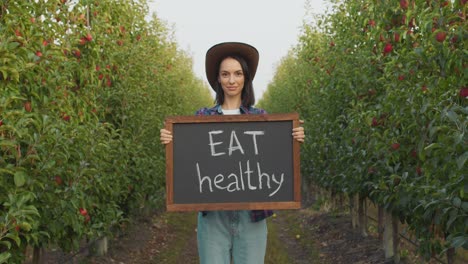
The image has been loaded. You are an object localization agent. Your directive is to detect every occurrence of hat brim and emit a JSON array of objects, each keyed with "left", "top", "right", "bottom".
[{"left": 205, "top": 42, "right": 259, "bottom": 91}]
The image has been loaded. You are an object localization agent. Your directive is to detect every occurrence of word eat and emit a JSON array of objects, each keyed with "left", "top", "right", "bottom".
[{"left": 208, "top": 130, "right": 265, "bottom": 156}]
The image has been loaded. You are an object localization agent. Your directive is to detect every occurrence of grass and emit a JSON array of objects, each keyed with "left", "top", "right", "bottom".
[
  {"left": 148, "top": 210, "right": 322, "bottom": 264},
  {"left": 265, "top": 210, "right": 319, "bottom": 264},
  {"left": 150, "top": 211, "right": 198, "bottom": 264},
  {"left": 265, "top": 216, "right": 294, "bottom": 263},
  {"left": 149, "top": 210, "right": 317, "bottom": 264}
]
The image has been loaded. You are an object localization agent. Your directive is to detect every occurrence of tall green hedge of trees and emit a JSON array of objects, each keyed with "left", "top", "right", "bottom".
[
  {"left": 260, "top": 0, "right": 466, "bottom": 260},
  {"left": 0, "top": 0, "right": 212, "bottom": 262}
]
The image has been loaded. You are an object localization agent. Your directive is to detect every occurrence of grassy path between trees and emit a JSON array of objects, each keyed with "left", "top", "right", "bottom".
[
  {"left": 31, "top": 201, "right": 443, "bottom": 264},
  {"left": 82, "top": 204, "right": 391, "bottom": 264},
  {"left": 29, "top": 201, "right": 449, "bottom": 264}
]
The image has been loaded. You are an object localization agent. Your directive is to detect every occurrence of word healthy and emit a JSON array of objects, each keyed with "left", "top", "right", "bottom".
[{"left": 195, "top": 129, "right": 285, "bottom": 197}]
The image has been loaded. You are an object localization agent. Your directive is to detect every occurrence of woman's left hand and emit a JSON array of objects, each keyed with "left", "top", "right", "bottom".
[{"left": 292, "top": 120, "right": 305, "bottom": 143}]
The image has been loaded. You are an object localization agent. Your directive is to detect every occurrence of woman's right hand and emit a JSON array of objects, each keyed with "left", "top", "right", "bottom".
[{"left": 160, "top": 128, "right": 173, "bottom": 144}]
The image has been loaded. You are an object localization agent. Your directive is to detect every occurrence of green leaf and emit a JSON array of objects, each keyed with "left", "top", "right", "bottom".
[
  {"left": 450, "top": 236, "right": 468, "bottom": 249},
  {"left": 5, "top": 233, "right": 21, "bottom": 247},
  {"left": 0, "top": 69, "right": 7, "bottom": 80},
  {"left": 0, "top": 252, "right": 12, "bottom": 263},
  {"left": 0, "top": 240, "right": 11, "bottom": 249},
  {"left": 461, "top": 202, "right": 468, "bottom": 212},
  {"left": 452, "top": 197, "right": 461, "bottom": 208},
  {"left": 445, "top": 110, "right": 459, "bottom": 124},
  {"left": 14, "top": 171, "right": 26, "bottom": 187},
  {"left": 424, "top": 143, "right": 439, "bottom": 151},
  {"left": 456, "top": 151, "right": 468, "bottom": 170},
  {"left": 20, "top": 222, "right": 32, "bottom": 232}
]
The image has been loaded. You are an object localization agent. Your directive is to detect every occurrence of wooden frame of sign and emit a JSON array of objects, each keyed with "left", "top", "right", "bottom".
[{"left": 165, "top": 113, "right": 301, "bottom": 211}]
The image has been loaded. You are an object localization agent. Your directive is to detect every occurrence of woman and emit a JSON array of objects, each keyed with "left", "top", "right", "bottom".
[{"left": 160, "top": 42, "right": 305, "bottom": 263}]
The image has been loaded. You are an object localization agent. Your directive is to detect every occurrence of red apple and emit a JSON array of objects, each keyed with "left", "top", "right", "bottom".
[
  {"left": 383, "top": 43, "right": 393, "bottom": 55},
  {"left": 460, "top": 87, "right": 468, "bottom": 98},
  {"left": 35, "top": 51, "right": 42, "bottom": 57},
  {"left": 401, "top": 15, "right": 407, "bottom": 25},
  {"left": 54, "top": 175, "right": 63, "bottom": 185},
  {"left": 416, "top": 166, "right": 422, "bottom": 175},
  {"left": 73, "top": 49, "right": 81, "bottom": 57},
  {"left": 394, "top": 33, "right": 400, "bottom": 42},
  {"left": 451, "top": 36, "right": 458, "bottom": 43},
  {"left": 435, "top": 31, "right": 447, "bottom": 42},
  {"left": 79, "top": 208, "right": 88, "bottom": 216},
  {"left": 79, "top": 37, "right": 87, "bottom": 45},
  {"left": 391, "top": 143, "right": 400, "bottom": 150},
  {"left": 400, "top": 0, "right": 409, "bottom": 9},
  {"left": 371, "top": 117, "right": 379, "bottom": 127},
  {"left": 379, "top": 34, "right": 385, "bottom": 42},
  {"left": 24, "top": 101, "right": 32, "bottom": 112},
  {"left": 85, "top": 33, "right": 92, "bottom": 41}
]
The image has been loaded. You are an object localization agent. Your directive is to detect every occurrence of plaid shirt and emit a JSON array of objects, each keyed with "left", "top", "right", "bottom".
[{"left": 197, "top": 104, "right": 274, "bottom": 222}]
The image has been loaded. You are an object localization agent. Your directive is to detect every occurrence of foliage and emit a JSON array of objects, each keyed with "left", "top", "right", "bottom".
[
  {"left": 259, "top": 0, "right": 467, "bottom": 260},
  {"left": 0, "top": 0, "right": 212, "bottom": 262}
]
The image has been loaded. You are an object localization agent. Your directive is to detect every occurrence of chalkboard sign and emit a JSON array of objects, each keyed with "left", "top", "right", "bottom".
[{"left": 165, "top": 113, "right": 301, "bottom": 211}]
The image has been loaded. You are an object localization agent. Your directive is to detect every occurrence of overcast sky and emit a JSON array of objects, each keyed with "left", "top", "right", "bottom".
[{"left": 146, "top": 0, "right": 329, "bottom": 100}]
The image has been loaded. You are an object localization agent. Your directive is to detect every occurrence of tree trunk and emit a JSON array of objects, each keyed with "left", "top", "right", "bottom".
[
  {"left": 383, "top": 211, "right": 400, "bottom": 263},
  {"left": 446, "top": 246, "right": 455, "bottom": 264},
  {"left": 350, "top": 194, "right": 358, "bottom": 229},
  {"left": 358, "top": 194, "right": 368, "bottom": 237},
  {"left": 32, "top": 246, "right": 41, "bottom": 264},
  {"left": 378, "top": 206, "right": 384, "bottom": 241},
  {"left": 90, "top": 236, "right": 108, "bottom": 256}
]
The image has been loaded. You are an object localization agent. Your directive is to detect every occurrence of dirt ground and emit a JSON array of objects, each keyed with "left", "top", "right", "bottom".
[
  {"left": 88, "top": 209, "right": 390, "bottom": 264},
  {"left": 28, "top": 199, "right": 442, "bottom": 264},
  {"left": 280, "top": 210, "right": 387, "bottom": 264}
]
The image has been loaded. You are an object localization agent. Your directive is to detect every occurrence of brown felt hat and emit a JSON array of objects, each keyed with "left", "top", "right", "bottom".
[{"left": 205, "top": 42, "right": 259, "bottom": 91}]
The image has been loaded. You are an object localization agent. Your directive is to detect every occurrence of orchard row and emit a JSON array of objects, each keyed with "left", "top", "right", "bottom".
[
  {"left": 260, "top": 0, "right": 466, "bottom": 261},
  {"left": 0, "top": 0, "right": 212, "bottom": 263}
]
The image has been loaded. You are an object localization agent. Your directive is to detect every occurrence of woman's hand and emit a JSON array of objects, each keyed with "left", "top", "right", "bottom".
[
  {"left": 292, "top": 120, "right": 305, "bottom": 143},
  {"left": 160, "top": 128, "right": 173, "bottom": 144}
]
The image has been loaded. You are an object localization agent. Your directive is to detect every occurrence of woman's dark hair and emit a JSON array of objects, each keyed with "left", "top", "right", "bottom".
[{"left": 214, "top": 55, "right": 255, "bottom": 107}]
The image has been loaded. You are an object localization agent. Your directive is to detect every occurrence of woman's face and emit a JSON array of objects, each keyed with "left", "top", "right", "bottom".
[{"left": 218, "top": 57, "right": 245, "bottom": 99}]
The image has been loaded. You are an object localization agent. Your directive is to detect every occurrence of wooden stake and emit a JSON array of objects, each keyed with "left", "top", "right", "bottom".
[
  {"left": 90, "top": 236, "right": 108, "bottom": 256},
  {"left": 383, "top": 211, "right": 400, "bottom": 263},
  {"left": 378, "top": 205, "right": 384, "bottom": 241},
  {"left": 32, "top": 246, "right": 40, "bottom": 264},
  {"left": 358, "top": 194, "right": 368, "bottom": 237},
  {"left": 350, "top": 193, "right": 358, "bottom": 229}
]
